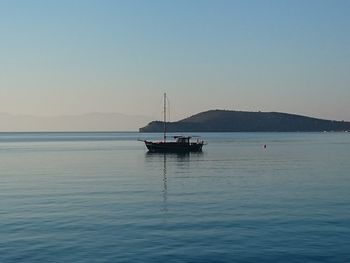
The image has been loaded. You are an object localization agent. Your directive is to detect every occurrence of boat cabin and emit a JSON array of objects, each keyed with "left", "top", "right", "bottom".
[{"left": 174, "top": 136, "right": 191, "bottom": 144}]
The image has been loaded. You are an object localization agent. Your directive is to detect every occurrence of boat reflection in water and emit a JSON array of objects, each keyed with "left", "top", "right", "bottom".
[{"left": 145, "top": 152, "right": 203, "bottom": 215}]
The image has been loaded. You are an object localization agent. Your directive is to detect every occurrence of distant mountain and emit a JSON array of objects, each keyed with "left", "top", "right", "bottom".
[
  {"left": 0, "top": 112, "right": 153, "bottom": 132},
  {"left": 139, "top": 110, "right": 350, "bottom": 132}
]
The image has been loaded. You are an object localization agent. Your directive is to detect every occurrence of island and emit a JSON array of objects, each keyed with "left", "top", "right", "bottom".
[{"left": 139, "top": 110, "right": 350, "bottom": 132}]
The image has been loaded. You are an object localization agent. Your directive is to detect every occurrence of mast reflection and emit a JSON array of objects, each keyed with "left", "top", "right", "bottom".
[
  {"left": 145, "top": 152, "right": 203, "bottom": 214},
  {"left": 162, "top": 153, "right": 167, "bottom": 212}
]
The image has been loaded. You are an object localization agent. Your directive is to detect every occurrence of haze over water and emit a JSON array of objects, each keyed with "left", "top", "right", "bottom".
[{"left": 1, "top": 132, "right": 349, "bottom": 262}]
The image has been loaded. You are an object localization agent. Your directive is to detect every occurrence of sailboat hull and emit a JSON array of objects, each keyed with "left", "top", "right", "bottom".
[{"left": 144, "top": 141, "right": 203, "bottom": 153}]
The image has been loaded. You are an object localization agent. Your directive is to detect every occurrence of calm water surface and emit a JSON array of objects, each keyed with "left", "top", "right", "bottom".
[{"left": 1, "top": 132, "right": 349, "bottom": 262}]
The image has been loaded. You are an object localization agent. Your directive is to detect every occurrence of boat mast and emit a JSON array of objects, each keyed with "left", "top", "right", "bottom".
[{"left": 163, "top": 92, "right": 166, "bottom": 142}]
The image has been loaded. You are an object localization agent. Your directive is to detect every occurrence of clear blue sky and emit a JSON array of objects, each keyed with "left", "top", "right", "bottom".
[{"left": 1, "top": 0, "right": 349, "bottom": 121}]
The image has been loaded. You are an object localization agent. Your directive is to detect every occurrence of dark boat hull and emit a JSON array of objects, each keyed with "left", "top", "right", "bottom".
[{"left": 144, "top": 141, "right": 203, "bottom": 153}]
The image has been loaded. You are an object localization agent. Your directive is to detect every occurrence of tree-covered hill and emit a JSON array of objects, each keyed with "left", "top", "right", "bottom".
[{"left": 139, "top": 110, "right": 350, "bottom": 132}]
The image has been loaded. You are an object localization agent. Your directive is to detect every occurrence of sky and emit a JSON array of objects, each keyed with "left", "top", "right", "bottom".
[{"left": 1, "top": 0, "right": 349, "bottom": 121}]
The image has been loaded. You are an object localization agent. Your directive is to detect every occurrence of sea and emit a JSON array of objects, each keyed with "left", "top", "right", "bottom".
[{"left": 0, "top": 132, "right": 349, "bottom": 262}]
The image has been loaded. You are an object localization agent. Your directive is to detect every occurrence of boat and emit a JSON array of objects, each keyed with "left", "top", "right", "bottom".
[
  {"left": 144, "top": 135, "right": 204, "bottom": 153},
  {"left": 141, "top": 93, "right": 205, "bottom": 153}
]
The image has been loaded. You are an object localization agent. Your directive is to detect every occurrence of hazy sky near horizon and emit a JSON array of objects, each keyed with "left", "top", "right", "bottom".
[{"left": 1, "top": 0, "right": 349, "bottom": 121}]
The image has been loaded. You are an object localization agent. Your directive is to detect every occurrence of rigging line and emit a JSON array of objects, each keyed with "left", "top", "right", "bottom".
[
  {"left": 166, "top": 96, "right": 170, "bottom": 123},
  {"left": 163, "top": 92, "right": 166, "bottom": 142}
]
